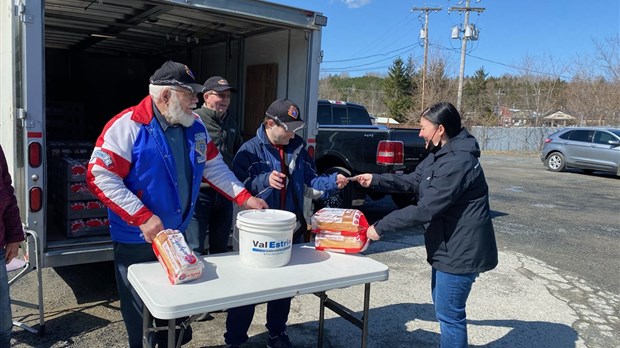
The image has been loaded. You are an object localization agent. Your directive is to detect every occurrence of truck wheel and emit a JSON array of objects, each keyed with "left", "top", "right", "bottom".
[
  {"left": 391, "top": 193, "right": 416, "bottom": 208},
  {"left": 545, "top": 152, "right": 566, "bottom": 172},
  {"left": 317, "top": 166, "right": 353, "bottom": 209}
]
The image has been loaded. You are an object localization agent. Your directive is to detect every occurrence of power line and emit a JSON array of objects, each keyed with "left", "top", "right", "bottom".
[
  {"left": 323, "top": 44, "right": 417, "bottom": 63},
  {"left": 429, "top": 43, "right": 574, "bottom": 79},
  {"left": 350, "top": 12, "right": 413, "bottom": 58},
  {"left": 321, "top": 47, "right": 419, "bottom": 71}
]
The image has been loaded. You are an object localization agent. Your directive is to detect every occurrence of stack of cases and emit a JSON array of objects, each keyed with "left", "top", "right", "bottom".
[{"left": 48, "top": 142, "right": 110, "bottom": 238}]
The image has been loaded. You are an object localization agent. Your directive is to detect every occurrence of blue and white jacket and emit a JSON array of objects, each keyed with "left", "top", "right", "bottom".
[
  {"left": 87, "top": 96, "right": 251, "bottom": 243},
  {"left": 232, "top": 124, "right": 338, "bottom": 215}
]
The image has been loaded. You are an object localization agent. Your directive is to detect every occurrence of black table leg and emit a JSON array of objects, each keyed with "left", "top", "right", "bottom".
[
  {"left": 317, "top": 292, "right": 327, "bottom": 348},
  {"left": 142, "top": 306, "right": 151, "bottom": 348},
  {"left": 361, "top": 283, "right": 371, "bottom": 348},
  {"left": 314, "top": 283, "right": 372, "bottom": 348}
]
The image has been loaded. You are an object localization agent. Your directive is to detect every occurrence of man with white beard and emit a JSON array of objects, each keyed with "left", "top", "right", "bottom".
[{"left": 86, "top": 61, "right": 268, "bottom": 348}]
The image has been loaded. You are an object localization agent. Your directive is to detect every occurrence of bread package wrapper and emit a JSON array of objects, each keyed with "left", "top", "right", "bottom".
[
  {"left": 152, "top": 229, "right": 203, "bottom": 285},
  {"left": 311, "top": 208, "right": 369, "bottom": 235},
  {"left": 311, "top": 208, "right": 369, "bottom": 253},
  {"left": 314, "top": 232, "right": 369, "bottom": 253}
]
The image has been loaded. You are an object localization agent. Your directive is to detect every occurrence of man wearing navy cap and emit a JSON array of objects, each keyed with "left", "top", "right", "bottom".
[
  {"left": 86, "top": 61, "right": 268, "bottom": 347},
  {"left": 186, "top": 76, "right": 243, "bottom": 256}
]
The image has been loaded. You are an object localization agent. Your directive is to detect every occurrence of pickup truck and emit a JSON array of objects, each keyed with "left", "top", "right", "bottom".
[{"left": 313, "top": 100, "right": 427, "bottom": 208}]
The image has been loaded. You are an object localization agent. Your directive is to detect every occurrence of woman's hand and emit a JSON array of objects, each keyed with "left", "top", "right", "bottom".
[
  {"left": 356, "top": 173, "right": 373, "bottom": 188},
  {"left": 366, "top": 225, "right": 381, "bottom": 241}
]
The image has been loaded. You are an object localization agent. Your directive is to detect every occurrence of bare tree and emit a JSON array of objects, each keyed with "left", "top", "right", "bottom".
[
  {"left": 565, "top": 35, "right": 620, "bottom": 126},
  {"left": 516, "top": 54, "right": 568, "bottom": 125},
  {"left": 593, "top": 35, "right": 620, "bottom": 82}
]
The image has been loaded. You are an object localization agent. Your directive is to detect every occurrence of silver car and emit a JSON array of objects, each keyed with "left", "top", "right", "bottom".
[{"left": 541, "top": 127, "right": 620, "bottom": 176}]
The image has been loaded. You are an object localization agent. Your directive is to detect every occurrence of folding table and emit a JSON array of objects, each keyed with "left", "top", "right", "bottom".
[{"left": 127, "top": 244, "right": 389, "bottom": 348}]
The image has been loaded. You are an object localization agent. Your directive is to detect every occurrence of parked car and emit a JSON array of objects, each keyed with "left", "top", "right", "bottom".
[{"left": 541, "top": 127, "right": 620, "bottom": 176}]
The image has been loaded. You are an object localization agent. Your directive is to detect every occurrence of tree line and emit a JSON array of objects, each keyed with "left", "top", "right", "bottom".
[{"left": 319, "top": 35, "right": 619, "bottom": 128}]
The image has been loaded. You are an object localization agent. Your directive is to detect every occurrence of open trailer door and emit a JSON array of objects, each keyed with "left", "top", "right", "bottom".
[{"left": 1, "top": 0, "right": 47, "bottom": 246}]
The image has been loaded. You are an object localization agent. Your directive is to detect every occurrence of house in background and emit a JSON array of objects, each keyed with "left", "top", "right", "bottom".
[
  {"left": 497, "top": 107, "right": 540, "bottom": 127},
  {"left": 542, "top": 110, "right": 577, "bottom": 127}
]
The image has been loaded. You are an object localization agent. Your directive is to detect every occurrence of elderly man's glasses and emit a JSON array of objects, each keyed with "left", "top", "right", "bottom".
[
  {"left": 171, "top": 87, "right": 195, "bottom": 99},
  {"left": 208, "top": 92, "right": 231, "bottom": 100}
]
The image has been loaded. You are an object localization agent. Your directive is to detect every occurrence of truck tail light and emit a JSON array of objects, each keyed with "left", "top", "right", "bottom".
[
  {"left": 28, "top": 142, "right": 42, "bottom": 168},
  {"left": 307, "top": 145, "right": 315, "bottom": 159},
  {"left": 29, "top": 187, "right": 43, "bottom": 212},
  {"left": 377, "top": 140, "right": 404, "bottom": 165}
]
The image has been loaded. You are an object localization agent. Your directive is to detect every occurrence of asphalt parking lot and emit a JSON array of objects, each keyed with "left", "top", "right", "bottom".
[{"left": 9, "top": 153, "right": 620, "bottom": 347}]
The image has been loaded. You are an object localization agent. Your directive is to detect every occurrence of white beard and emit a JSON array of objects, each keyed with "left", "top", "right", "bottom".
[{"left": 165, "top": 92, "right": 196, "bottom": 127}]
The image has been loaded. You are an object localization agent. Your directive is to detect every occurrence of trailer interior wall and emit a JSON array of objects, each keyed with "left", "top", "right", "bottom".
[{"left": 244, "top": 29, "right": 310, "bottom": 119}]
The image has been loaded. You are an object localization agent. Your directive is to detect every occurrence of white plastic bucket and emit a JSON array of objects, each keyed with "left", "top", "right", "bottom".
[{"left": 236, "top": 209, "right": 296, "bottom": 268}]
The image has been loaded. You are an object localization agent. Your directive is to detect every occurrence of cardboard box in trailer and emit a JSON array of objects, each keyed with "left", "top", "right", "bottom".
[{"left": 0, "top": 0, "right": 327, "bottom": 268}]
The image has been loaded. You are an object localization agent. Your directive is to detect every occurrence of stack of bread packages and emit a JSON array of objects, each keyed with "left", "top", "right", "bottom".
[
  {"left": 152, "top": 229, "right": 204, "bottom": 285},
  {"left": 311, "top": 208, "right": 369, "bottom": 253}
]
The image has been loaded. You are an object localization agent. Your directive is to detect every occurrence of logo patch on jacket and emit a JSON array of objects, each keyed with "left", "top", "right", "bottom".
[
  {"left": 92, "top": 150, "right": 113, "bottom": 167},
  {"left": 195, "top": 132, "right": 207, "bottom": 163}
]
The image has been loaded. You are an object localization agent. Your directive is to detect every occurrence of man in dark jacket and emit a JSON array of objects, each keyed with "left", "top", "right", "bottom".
[
  {"left": 0, "top": 144, "right": 25, "bottom": 347},
  {"left": 226, "top": 99, "right": 349, "bottom": 348},
  {"left": 186, "top": 76, "right": 243, "bottom": 255},
  {"left": 358, "top": 102, "right": 498, "bottom": 348}
]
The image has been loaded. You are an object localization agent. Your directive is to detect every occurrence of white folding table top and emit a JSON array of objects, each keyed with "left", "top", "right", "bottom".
[{"left": 128, "top": 244, "right": 389, "bottom": 319}]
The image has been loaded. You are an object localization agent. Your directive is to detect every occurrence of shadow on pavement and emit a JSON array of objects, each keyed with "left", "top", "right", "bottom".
[
  {"left": 12, "top": 309, "right": 113, "bottom": 347},
  {"left": 469, "top": 319, "right": 579, "bottom": 348},
  {"left": 53, "top": 261, "right": 118, "bottom": 304},
  {"left": 294, "top": 303, "right": 579, "bottom": 348}
]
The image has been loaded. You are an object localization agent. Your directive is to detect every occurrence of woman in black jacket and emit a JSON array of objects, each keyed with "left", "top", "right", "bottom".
[{"left": 357, "top": 102, "right": 498, "bottom": 348}]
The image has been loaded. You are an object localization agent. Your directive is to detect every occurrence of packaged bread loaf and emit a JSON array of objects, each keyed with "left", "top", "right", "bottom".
[
  {"left": 311, "top": 208, "right": 369, "bottom": 253},
  {"left": 311, "top": 208, "right": 369, "bottom": 235},
  {"left": 314, "top": 232, "right": 368, "bottom": 253},
  {"left": 152, "top": 229, "right": 203, "bottom": 285}
]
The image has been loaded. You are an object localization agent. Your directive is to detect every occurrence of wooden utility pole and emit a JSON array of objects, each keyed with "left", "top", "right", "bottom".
[
  {"left": 412, "top": 6, "right": 441, "bottom": 112},
  {"left": 449, "top": 0, "right": 485, "bottom": 111}
]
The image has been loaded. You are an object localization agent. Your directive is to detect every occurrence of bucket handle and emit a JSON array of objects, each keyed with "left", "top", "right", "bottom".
[{"left": 232, "top": 225, "right": 239, "bottom": 243}]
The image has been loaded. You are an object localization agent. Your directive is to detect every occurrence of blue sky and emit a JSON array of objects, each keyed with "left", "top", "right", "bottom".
[{"left": 268, "top": 0, "right": 619, "bottom": 79}]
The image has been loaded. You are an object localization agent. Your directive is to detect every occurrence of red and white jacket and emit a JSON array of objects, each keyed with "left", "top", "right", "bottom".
[{"left": 86, "top": 96, "right": 251, "bottom": 243}]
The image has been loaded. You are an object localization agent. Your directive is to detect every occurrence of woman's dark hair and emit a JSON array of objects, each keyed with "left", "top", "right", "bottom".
[{"left": 420, "top": 102, "right": 462, "bottom": 138}]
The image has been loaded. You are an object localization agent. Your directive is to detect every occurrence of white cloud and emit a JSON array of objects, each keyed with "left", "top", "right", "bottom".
[{"left": 341, "top": 0, "right": 371, "bottom": 9}]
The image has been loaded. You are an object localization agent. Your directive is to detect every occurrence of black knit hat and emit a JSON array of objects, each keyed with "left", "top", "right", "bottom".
[
  {"left": 149, "top": 61, "right": 204, "bottom": 94},
  {"left": 265, "top": 99, "right": 304, "bottom": 131}
]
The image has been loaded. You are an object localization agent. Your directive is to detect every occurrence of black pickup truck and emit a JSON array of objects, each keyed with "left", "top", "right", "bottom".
[{"left": 314, "top": 100, "right": 427, "bottom": 208}]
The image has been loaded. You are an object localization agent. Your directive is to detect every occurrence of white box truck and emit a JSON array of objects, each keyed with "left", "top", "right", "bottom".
[{"left": 0, "top": 0, "right": 326, "bottom": 268}]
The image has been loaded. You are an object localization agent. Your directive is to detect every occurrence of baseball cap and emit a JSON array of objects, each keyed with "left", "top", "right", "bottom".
[
  {"left": 265, "top": 99, "right": 305, "bottom": 132},
  {"left": 149, "top": 61, "right": 205, "bottom": 94},
  {"left": 203, "top": 76, "right": 237, "bottom": 93}
]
